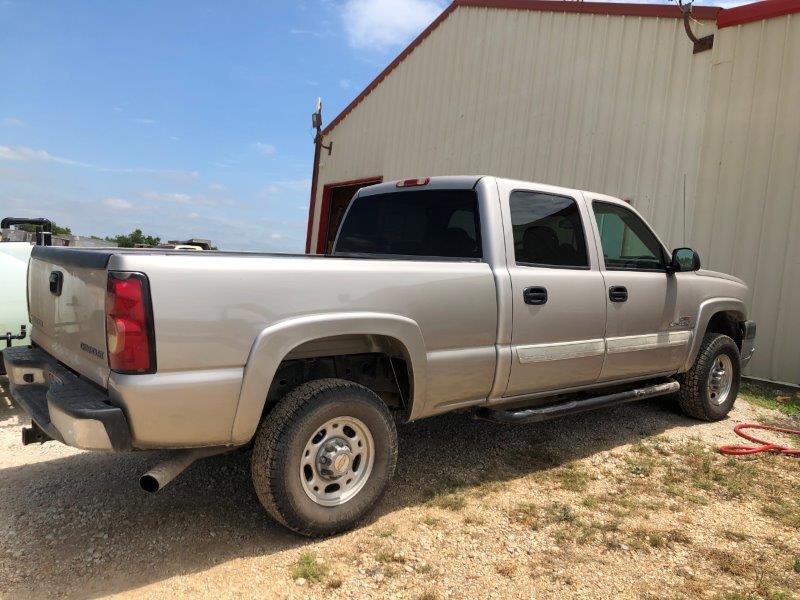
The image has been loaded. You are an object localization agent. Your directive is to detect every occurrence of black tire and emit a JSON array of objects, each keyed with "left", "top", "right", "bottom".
[
  {"left": 251, "top": 378, "right": 398, "bottom": 537},
  {"left": 677, "top": 333, "right": 741, "bottom": 421}
]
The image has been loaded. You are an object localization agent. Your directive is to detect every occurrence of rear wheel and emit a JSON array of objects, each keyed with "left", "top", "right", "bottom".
[
  {"left": 251, "top": 378, "right": 398, "bottom": 537},
  {"left": 677, "top": 333, "right": 741, "bottom": 421}
]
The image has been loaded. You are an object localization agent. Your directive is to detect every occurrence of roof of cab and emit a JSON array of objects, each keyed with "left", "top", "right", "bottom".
[{"left": 358, "top": 176, "right": 630, "bottom": 208}]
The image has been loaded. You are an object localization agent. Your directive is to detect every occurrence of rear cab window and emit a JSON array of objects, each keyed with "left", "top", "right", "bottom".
[
  {"left": 510, "top": 191, "right": 589, "bottom": 268},
  {"left": 333, "top": 189, "right": 482, "bottom": 259}
]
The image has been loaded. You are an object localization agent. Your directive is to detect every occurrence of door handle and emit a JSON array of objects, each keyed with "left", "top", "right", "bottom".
[
  {"left": 609, "top": 286, "right": 628, "bottom": 302},
  {"left": 523, "top": 286, "right": 548, "bottom": 305}
]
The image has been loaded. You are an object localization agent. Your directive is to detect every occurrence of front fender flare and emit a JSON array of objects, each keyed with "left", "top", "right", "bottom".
[
  {"left": 230, "top": 312, "right": 427, "bottom": 444},
  {"left": 682, "top": 297, "right": 746, "bottom": 372}
]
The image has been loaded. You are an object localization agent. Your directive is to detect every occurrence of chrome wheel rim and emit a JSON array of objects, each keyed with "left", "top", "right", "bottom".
[
  {"left": 707, "top": 354, "right": 733, "bottom": 405},
  {"left": 300, "top": 416, "right": 374, "bottom": 507}
]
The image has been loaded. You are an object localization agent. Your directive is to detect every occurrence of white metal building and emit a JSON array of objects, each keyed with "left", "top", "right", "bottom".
[{"left": 306, "top": 0, "right": 800, "bottom": 385}]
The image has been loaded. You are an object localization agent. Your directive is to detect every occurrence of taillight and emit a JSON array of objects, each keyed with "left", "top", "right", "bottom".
[
  {"left": 396, "top": 177, "right": 430, "bottom": 188},
  {"left": 105, "top": 272, "right": 156, "bottom": 373}
]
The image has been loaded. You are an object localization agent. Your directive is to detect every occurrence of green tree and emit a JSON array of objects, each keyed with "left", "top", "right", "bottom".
[
  {"left": 17, "top": 221, "right": 72, "bottom": 235},
  {"left": 105, "top": 229, "right": 161, "bottom": 248}
]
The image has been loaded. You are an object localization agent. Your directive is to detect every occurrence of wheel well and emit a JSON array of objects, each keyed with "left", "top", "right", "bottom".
[
  {"left": 705, "top": 311, "right": 743, "bottom": 349},
  {"left": 263, "top": 334, "right": 413, "bottom": 421}
]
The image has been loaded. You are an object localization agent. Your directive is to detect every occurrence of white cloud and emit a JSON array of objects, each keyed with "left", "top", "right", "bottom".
[
  {"left": 263, "top": 178, "right": 311, "bottom": 197},
  {"left": 134, "top": 118, "right": 156, "bottom": 125},
  {"left": 104, "top": 197, "right": 133, "bottom": 210},
  {"left": 253, "top": 142, "right": 277, "bottom": 156},
  {"left": 264, "top": 184, "right": 281, "bottom": 195},
  {"left": 209, "top": 182, "right": 226, "bottom": 191},
  {"left": 341, "top": 0, "right": 444, "bottom": 51},
  {"left": 339, "top": 78, "right": 352, "bottom": 89},
  {"left": 0, "top": 145, "right": 91, "bottom": 166},
  {"left": 279, "top": 178, "right": 311, "bottom": 190},
  {"left": 142, "top": 191, "right": 192, "bottom": 204},
  {"left": 2, "top": 117, "right": 26, "bottom": 127},
  {"left": 0, "top": 144, "right": 198, "bottom": 179}
]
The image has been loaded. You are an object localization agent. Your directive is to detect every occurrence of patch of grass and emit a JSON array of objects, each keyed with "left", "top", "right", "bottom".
[
  {"left": 292, "top": 552, "right": 328, "bottom": 583},
  {"left": 722, "top": 529, "right": 751, "bottom": 543},
  {"left": 422, "top": 515, "right": 440, "bottom": 527},
  {"left": 673, "top": 439, "right": 707, "bottom": 458},
  {"left": 625, "top": 456, "right": 655, "bottom": 477},
  {"left": 417, "top": 562, "right": 433, "bottom": 574},
  {"left": 581, "top": 495, "right": 598, "bottom": 509},
  {"left": 417, "top": 591, "right": 439, "bottom": 600},
  {"left": 472, "top": 481, "right": 504, "bottom": 498},
  {"left": 793, "top": 556, "right": 800, "bottom": 574},
  {"left": 376, "top": 551, "right": 405, "bottom": 564},
  {"left": 629, "top": 527, "right": 666, "bottom": 549},
  {"left": 705, "top": 548, "right": 749, "bottom": 577},
  {"left": 546, "top": 502, "right": 576, "bottom": 524},
  {"left": 376, "top": 526, "right": 395, "bottom": 538},
  {"left": 740, "top": 381, "right": 800, "bottom": 416},
  {"left": 761, "top": 498, "right": 800, "bottom": 528},
  {"left": 463, "top": 513, "right": 486, "bottom": 526},
  {"left": 511, "top": 502, "right": 540, "bottom": 529},
  {"left": 426, "top": 485, "right": 467, "bottom": 511},
  {"left": 552, "top": 462, "right": 589, "bottom": 492},
  {"left": 495, "top": 560, "right": 516, "bottom": 577},
  {"left": 574, "top": 519, "right": 620, "bottom": 545},
  {"left": 325, "top": 577, "right": 343, "bottom": 589}
]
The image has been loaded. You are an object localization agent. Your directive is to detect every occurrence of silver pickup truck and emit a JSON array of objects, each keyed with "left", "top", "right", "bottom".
[{"left": 3, "top": 176, "right": 756, "bottom": 536}]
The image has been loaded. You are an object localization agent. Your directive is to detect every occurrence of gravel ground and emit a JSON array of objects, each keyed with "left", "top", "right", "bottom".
[{"left": 1, "top": 379, "right": 798, "bottom": 600}]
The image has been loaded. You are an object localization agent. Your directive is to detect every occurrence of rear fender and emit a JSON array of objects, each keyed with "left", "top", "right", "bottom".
[{"left": 231, "top": 312, "right": 427, "bottom": 444}]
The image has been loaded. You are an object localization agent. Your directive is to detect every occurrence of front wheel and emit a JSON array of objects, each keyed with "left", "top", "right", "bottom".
[
  {"left": 677, "top": 333, "right": 741, "bottom": 421},
  {"left": 251, "top": 378, "right": 398, "bottom": 537}
]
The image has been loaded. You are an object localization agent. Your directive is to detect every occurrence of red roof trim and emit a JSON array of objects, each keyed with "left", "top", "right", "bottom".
[
  {"left": 458, "top": 0, "right": 719, "bottom": 20},
  {"left": 717, "top": 0, "right": 800, "bottom": 28}
]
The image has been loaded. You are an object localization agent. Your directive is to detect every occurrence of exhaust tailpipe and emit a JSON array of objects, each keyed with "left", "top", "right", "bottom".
[{"left": 140, "top": 447, "right": 229, "bottom": 493}]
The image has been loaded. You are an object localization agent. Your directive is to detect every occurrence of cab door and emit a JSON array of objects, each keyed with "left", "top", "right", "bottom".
[
  {"left": 501, "top": 184, "right": 607, "bottom": 398},
  {"left": 589, "top": 199, "right": 689, "bottom": 381}
]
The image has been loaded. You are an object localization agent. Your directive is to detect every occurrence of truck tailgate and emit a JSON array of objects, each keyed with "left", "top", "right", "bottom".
[{"left": 28, "top": 247, "right": 112, "bottom": 387}]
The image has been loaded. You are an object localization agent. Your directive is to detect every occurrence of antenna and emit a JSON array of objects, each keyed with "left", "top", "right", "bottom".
[
  {"left": 311, "top": 98, "right": 332, "bottom": 155},
  {"left": 683, "top": 173, "right": 687, "bottom": 246}
]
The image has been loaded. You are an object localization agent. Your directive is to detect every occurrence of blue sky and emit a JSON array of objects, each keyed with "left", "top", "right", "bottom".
[{"left": 0, "top": 0, "right": 746, "bottom": 251}]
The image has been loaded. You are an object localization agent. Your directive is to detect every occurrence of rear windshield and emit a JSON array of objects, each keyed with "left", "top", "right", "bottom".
[{"left": 333, "top": 189, "right": 482, "bottom": 259}]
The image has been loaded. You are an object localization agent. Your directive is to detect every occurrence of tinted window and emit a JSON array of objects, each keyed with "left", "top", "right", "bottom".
[
  {"left": 592, "top": 202, "right": 666, "bottom": 270},
  {"left": 510, "top": 191, "right": 589, "bottom": 268},
  {"left": 334, "top": 189, "right": 481, "bottom": 259}
]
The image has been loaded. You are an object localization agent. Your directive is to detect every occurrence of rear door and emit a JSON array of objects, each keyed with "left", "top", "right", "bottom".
[
  {"left": 589, "top": 200, "right": 688, "bottom": 381},
  {"left": 28, "top": 247, "right": 111, "bottom": 387},
  {"left": 500, "top": 183, "right": 607, "bottom": 397}
]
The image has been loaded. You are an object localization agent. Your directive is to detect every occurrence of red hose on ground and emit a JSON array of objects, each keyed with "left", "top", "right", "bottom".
[{"left": 719, "top": 423, "right": 800, "bottom": 457}]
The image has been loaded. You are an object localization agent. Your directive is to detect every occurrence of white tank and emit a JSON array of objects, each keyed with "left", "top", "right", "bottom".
[{"left": 0, "top": 242, "right": 32, "bottom": 346}]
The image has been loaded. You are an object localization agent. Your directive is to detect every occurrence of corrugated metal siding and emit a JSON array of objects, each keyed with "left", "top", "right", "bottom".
[
  {"left": 312, "top": 6, "right": 799, "bottom": 384},
  {"left": 693, "top": 13, "right": 800, "bottom": 384}
]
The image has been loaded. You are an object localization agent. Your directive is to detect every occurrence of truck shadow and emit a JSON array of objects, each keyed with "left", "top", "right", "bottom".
[{"left": 0, "top": 396, "right": 704, "bottom": 599}]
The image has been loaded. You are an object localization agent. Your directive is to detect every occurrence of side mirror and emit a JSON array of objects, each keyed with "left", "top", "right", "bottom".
[{"left": 668, "top": 247, "right": 701, "bottom": 273}]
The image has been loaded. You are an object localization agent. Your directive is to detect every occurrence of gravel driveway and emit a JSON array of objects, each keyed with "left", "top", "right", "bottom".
[{"left": 1, "top": 379, "right": 798, "bottom": 599}]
